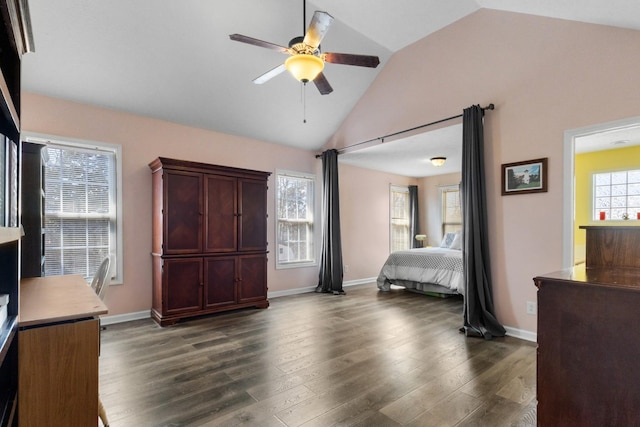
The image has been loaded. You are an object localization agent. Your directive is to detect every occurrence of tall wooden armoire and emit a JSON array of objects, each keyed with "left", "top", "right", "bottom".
[{"left": 149, "top": 157, "right": 270, "bottom": 326}]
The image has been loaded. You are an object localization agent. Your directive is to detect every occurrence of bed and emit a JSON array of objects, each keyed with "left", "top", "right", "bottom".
[{"left": 376, "top": 246, "right": 464, "bottom": 297}]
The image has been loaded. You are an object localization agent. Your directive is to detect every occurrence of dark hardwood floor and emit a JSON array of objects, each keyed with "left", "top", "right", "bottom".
[{"left": 99, "top": 283, "right": 537, "bottom": 427}]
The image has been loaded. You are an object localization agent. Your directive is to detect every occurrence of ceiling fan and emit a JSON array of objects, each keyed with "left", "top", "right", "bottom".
[{"left": 229, "top": 1, "right": 380, "bottom": 95}]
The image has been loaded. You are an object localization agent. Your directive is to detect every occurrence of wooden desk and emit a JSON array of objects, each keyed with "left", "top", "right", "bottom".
[{"left": 18, "top": 275, "right": 108, "bottom": 427}]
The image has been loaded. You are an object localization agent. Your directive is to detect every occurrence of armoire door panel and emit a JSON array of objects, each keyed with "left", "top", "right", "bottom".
[
  {"left": 164, "top": 171, "right": 202, "bottom": 254},
  {"left": 163, "top": 258, "right": 202, "bottom": 314},
  {"left": 205, "top": 174, "right": 237, "bottom": 252},
  {"left": 239, "top": 179, "right": 268, "bottom": 251},
  {"left": 204, "top": 257, "right": 236, "bottom": 308},
  {"left": 238, "top": 254, "right": 267, "bottom": 303}
]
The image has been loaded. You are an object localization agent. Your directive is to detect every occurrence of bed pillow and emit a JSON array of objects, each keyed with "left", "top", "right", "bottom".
[
  {"left": 440, "top": 232, "right": 456, "bottom": 248},
  {"left": 449, "top": 232, "right": 462, "bottom": 250}
]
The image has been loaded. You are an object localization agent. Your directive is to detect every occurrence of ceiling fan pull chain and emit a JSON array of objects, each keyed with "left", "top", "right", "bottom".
[{"left": 303, "top": 82, "right": 307, "bottom": 123}]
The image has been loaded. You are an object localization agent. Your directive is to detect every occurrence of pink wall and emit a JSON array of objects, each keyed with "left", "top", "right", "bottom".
[
  {"left": 327, "top": 9, "right": 640, "bottom": 334},
  {"left": 338, "top": 163, "right": 417, "bottom": 281},
  {"left": 22, "top": 9, "right": 640, "bottom": 335},
  {"left": 22, "top": 93, "right": 320, "bottom": 315}
]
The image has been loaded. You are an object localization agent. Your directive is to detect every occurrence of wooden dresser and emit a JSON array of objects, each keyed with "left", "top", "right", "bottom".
[
  {"left": 149, "top": 158, "right": 271, "bottom": 326},
  {"left": 534, "top": 225, "right": 640, "bottom": 426},
  {"left": 19, "top": 275, "right": 108, "bottom": 427}
]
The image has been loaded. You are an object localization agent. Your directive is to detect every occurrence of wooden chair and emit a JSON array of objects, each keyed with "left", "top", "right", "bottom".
[{"left": 91, "top": 257, "right": 111, "bottom": 301}]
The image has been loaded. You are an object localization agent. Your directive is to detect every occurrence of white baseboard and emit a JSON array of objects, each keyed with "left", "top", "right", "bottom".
[
  {"left": 268, "top": 286, "right": 316, "bottom": 298},
  {"left": 99, "top": 284, "right": 538, "bottom": 345},
  {"left": 504, "top": 325, "right": 537, "bottom": 343},
  {"left": 100, "top": 280, "right": 377, "bottom": 324},
  {"left": 339, "top": 279, "right": 539, "bottom": 345},
  {"left": 344, "top": 277, "right": 377, "bottom": 287},
  {"left": 268, "top": 277, "right": 377, "bottom": 299},
  {"left": 100, "top": 279, "right": 377, "bottom": 323},
  {"left": 101, "top": 310, "right": 150, "bottom": 326}
]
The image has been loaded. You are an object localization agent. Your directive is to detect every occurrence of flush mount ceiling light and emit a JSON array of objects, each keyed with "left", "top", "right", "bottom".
[
  {"left": 611, "top": 139, "right": 630, "bottom": 146},
  {"left": 430, "top": 157, "right": 446, "bottom": 167}
]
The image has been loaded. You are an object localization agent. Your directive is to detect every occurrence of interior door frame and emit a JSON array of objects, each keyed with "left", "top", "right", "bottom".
[{"left": 562, "top": 116, "right": 640, "bottom": 268}]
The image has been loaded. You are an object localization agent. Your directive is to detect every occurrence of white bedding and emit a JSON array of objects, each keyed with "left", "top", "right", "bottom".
[{"left": 376, "top": 247, "right": 464, "bottom": 295}]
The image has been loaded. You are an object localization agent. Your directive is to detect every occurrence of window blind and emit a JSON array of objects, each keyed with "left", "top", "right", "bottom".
[
  {"left": 442, "top": 186, "right": 462, "bottom": 235},
  {"left": 44, "top": 143, "right": 116, "bottom": 279},
  {"left": 390, "top": 186, "right": 409, "bottom": 252},
  {"left": 276, "top": 172, "right": 315, "bottom": 266}
]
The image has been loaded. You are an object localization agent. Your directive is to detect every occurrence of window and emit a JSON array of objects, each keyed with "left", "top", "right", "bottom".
[
  {"left": 593, "top": 169, "right": 640, "bottom": 220},
  {"left": 29, "top": 135, "right": 123, "bottom": 283},
  {"left": 276, "top": 170, "right": 315, "bottom": 268},
  {"left": 390, "top": 185, "right": 410, "bottom": 252},
  {"left": 442, "top": 185, "right": 462, "bottom": 235}
]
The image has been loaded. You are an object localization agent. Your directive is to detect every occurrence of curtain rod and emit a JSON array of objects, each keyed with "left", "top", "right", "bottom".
[{"left": 316, "top": 103, "right": 494, "bottom": 158}]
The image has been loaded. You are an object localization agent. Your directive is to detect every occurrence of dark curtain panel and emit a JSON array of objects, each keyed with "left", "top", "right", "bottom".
[
  {"left": 316, "top": 149, "right": 345, "bottom": 295},
  {"left": 408, "top": 185, "right": 420, "bottom": 248},
  {"left": 460, "top": 105, "right": 506, "bottom": 339}
]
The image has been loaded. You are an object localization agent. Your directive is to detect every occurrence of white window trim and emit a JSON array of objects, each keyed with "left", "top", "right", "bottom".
[
  {"left": 275, "top": 169, "right": 317, "bottom": 270},
  {"left": 389, "top": 184, "right": 410, "bottom": 253},
  {"left": 23, "top": 132, "right": 124, "bottom": 284},
  {"left": 440, "top": 184, "right": 461, "bottom": 237}
]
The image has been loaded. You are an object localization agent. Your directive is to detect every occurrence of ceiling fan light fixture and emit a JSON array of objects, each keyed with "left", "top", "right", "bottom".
[
  {"left": 430, "top": 157, "right": 446, "bottom": 167},
  {"left": 285, "top": 54, "right": 324, "bottom": 83}
]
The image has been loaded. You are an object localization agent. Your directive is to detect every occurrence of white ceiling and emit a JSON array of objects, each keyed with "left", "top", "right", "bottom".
[
  {"left": 339, "top": 124, "right": 463, "bottom": 178},
  {"left": 575, "top": 124, "right": 640, "bottom": 154},
  {"left": 340, "top": 119, "right": 640, "bottom": 179},
  {"left": 21, "top": 0, "right": 640, "bottom": 175}
]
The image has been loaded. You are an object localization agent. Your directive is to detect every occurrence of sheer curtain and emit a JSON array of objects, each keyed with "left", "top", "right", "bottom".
[
  {"left": 408, "top": 185, "right": 420, "bottom": 248},
  {"left": 460, "top": 105, "right": 506, "bottom": 339},
  {"left": 315, "top": 149, "right": 345, "bottom": 295}
]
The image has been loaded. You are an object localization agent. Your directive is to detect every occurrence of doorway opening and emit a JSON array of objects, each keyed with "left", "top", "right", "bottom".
[{"left": 563, "top": 116, "right": 640, "bottom": 268}]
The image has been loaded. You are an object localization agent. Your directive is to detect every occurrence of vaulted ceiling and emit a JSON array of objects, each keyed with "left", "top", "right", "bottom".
[{"left": 22, "top": 0, "right": 640, "bottom": 157}]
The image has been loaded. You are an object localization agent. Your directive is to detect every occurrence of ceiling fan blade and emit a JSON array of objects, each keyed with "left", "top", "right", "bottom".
[
  {"left": 229, "top": 34, "right": 292, "bottom": 54},
  {"left": 323, "top": 52, "right": 380, "bottom": 68},
  {"left": 313, "top": 72, "right": 333, "bottom": 95},
  {"left": 253, "top": 64, "right": 287, "bottom": 84},
  {"left": 303, "top": 11, "right": 334, "bottom": 49}
]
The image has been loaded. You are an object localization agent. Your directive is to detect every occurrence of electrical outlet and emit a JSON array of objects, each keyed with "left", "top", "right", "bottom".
[
  {"left": 343, "top": 264, "right": 349, "bottom": 273},
  {"left": 526, "top": 301, "right": 537, "bottom": 315}
]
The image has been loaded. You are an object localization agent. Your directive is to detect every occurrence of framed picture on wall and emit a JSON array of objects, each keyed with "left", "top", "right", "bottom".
[{"left": 502, "top": 157, "right": 548, "bottom": 195}]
